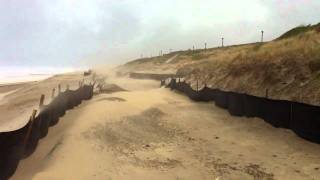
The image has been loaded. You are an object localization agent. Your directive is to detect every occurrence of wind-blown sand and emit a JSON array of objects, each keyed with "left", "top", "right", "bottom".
[
  {"left": 0, "top": 72, "right": 89, "bottom": 132},
  {"left": 10, "top": 71, "right": 320, "bottom": 180}
]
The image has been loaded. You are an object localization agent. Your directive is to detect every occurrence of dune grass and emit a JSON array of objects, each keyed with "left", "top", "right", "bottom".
[
  {"left": 277, "top": 23, "right": 320, "bottom": 40},
  {"left": 125, "top": 22, "right": 320, "bottom": 78}
]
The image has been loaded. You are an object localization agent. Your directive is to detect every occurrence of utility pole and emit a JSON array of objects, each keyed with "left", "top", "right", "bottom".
[
  {"left": 221, "top": 38, "right": 224, "bottom": 47},
  {"left": 261, "top": 30, "right": 264, "bottom": 42}
]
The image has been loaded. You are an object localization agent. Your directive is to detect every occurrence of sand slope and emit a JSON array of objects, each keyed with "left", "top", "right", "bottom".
[
  {"left": 119, "top": 29, "right": 320, "bottom": 107},
  {"left": 0, "top": 72, "right": 89, "bottom": 132},
  {"left": 11, "top": 74, "right": 320, "bottom": 180}
]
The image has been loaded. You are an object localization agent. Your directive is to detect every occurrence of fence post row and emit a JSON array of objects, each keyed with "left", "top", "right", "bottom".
[
  {"left": 0, "top": 81, "right": 95, "bottom": 179},
  {"left": 39, "top": 94, "right": 45, "bottom": 108},
  {"left": 23, "top": 109, "right": 37, "bottom": 145}
]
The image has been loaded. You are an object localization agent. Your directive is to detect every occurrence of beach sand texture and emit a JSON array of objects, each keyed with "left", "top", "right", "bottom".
[
  {"left": 9, "top": 70, "right": 320, "bottom": 180},
  {"left": 0, "top": 72, "right": 89, "bottom": 132}
]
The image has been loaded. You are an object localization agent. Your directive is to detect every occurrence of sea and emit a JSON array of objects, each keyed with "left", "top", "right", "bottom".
[{"left": 0, "top": 66, "right": 78, "bottom": 85}]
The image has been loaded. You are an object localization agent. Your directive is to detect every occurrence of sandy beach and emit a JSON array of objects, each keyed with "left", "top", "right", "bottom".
[
  {"left": 2, "top": 1, "right": 320, "bottom": 179},
  {"left": 5, "top": 70, "right": 320, "bottom": 180},
  {"left": 0, "top": 72, "right": 90, "bottom": 132}
]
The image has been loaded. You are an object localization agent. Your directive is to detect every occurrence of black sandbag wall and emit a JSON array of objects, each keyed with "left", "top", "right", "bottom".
[
  {"left": 0, "top": 83, "right": 94, "bottom": 180},
  {"left": 163, "top": 78, "right": 320, "bottom": 144}
]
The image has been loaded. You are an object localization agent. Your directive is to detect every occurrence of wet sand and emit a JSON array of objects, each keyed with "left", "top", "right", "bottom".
[{"left": 10, "top": 73, "right": 320, "bottom": 180}]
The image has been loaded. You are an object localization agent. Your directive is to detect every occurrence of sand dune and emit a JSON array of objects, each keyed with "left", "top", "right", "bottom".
[
  {"left": 0, "top": 72, "right": 90, "bottom": 132},
  {"left": 10, "top": 71, "right": 320, "bottom": 180}
]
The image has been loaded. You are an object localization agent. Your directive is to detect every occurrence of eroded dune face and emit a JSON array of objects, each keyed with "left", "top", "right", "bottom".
[
  {"left": 10, "top": 72, "right": 320, "bottom": 180},
  {"left": 119, "top": 29, "right": 320, "bottom": 107}
]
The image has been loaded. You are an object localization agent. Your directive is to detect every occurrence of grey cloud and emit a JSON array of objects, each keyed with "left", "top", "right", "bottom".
[{"left": 0, "top": 0, "right": 320, "bottom": 67}]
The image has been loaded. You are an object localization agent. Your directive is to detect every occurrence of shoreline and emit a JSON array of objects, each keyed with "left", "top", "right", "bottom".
[{"left": 0, "top": 75, "right": 53, "bottom": 86}]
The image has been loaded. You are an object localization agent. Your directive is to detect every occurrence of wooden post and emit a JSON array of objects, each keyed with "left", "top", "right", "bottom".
[
  {"left": 39, "top": 94, "right": 45, "bottom": 108},
  {"left": 23, "top": 109, "right": 37, "bottom": 145},
  {"left": 222, "top": 38, "right": 224, "bottom": 47},
  {"left": 51, "top": 88, "right": 55, "bottom": 99},
  {"left": 58, "top": 84, "right": 61, "bottom": 93},
  {"left": 265, "top": 88, "right": 269, "bottom": 98}
]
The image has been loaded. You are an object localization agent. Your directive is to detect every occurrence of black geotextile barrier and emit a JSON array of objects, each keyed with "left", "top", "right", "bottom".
[
  {"left": 38, "top": 106, "right": 52, "bottom": 139},
  {"left": 227, "top": 92, "right": 245, "bottom": 116},
  {"left": 176, "top": 82, "right": 201, "bottom": 101},
  {"left": 167, "top": 78, "right": 177, "bottom": 90},
  {"left": 163, "top": 79, "right": 320, "bottom": 144},
  {"left": 0, "top": 84, "right": 94, "bottom": 180},
  {"left": 262, "top": 99, "right": 292, "bottom": 129},
  {"left": 214, "top": 89, "right": 228, "bottom": 109},
  {"left": 198, "top": 87, "right": 216, "bottom": 102},
  {"left": 0, "top": 123, "right": 29, "bottom": 180},
  {"left": 291, "top": 102, "right": 320, "bottom": 143}
]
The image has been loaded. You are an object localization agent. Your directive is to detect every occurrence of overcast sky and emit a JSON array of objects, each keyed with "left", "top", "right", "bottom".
[{"left": 1, "top": 0, "right": 320, "bottom": 68}]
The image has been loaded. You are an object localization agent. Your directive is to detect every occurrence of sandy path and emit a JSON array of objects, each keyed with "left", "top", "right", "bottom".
[{"left": 11, "top": 77, "right": 320, "bottom": 180}]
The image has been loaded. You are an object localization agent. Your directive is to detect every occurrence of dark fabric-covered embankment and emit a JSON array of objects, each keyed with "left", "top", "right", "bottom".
[{"left": 164, "top": 78, "right": 320, "bottom": 145}]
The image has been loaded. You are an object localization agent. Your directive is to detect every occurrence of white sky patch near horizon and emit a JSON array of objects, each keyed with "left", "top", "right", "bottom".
[{"left": 0, "top": 0, "right": 319, "bottom": 67}]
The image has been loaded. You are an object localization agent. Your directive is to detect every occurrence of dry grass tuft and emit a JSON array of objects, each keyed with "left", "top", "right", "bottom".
[{"left": 122, "top": 22, "right": 320, "bottom": 105}]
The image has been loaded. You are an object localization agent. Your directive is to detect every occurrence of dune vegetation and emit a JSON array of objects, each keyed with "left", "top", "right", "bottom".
[{"left": 120, "top": 23, "right": 320, "bottom": 105}]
